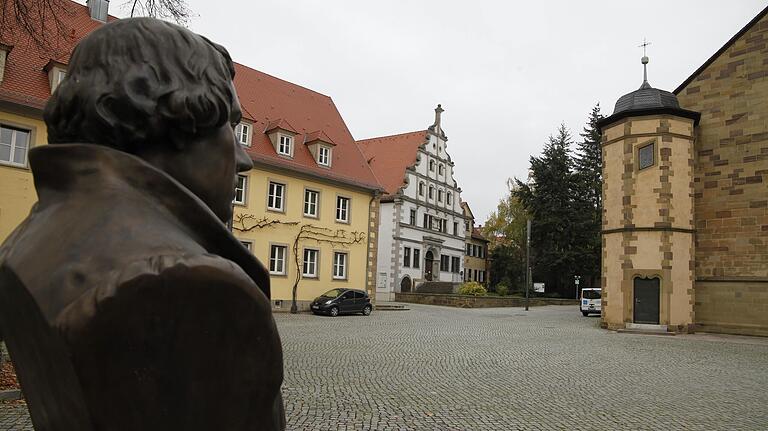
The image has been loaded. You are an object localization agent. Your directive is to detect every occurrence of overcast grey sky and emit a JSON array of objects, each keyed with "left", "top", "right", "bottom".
[{"left": 112, "top": 1, "right": 767, "bottom": 222}]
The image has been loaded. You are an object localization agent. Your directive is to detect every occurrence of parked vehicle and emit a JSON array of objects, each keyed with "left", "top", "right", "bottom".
[
  {"left": 580, "top": 288, "right": 602, "bottom": 316},
  {"left": 310, "top": 288, "right": 372, "bottom": 317}
]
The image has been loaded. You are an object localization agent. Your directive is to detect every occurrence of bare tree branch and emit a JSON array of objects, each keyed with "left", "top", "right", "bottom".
[
  {"left": 233, "top": 215, "right": 367, "bottom": 314},
  {"left": 0, "top": 0, "right": 73, "bottom": 52},
  {"left": 122, "top": 0, "right": 192, "bottom": 26}
]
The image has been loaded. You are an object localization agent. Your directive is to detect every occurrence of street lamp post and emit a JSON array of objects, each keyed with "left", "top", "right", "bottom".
[{"left": 525, "top": 219, "right": 531, "bottom": 311}]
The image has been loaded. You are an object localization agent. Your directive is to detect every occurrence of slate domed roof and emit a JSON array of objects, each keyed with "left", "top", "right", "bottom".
[
  {"left": 597, "top": 59, "right": 700, "bottom": 129},
  {"left": 612, "top": 81, "right": 681, "bottom": 115}
]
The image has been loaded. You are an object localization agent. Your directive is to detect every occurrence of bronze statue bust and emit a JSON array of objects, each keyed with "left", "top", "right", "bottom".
[{"left": 0, "top": 18, "right": 285, "bottom": 430}]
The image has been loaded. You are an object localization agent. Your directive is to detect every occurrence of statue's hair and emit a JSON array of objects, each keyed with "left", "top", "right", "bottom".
[{"left": 44, "top": 18, "right": 236, "bottom": 152}]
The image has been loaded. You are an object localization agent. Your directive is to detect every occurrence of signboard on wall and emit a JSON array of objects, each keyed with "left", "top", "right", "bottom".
[
  {"left": 533, "top": 282, "right": 545, "bottom": 293},
  {"left": 377, "top": 272, "right": 388, "bottom": 289}
]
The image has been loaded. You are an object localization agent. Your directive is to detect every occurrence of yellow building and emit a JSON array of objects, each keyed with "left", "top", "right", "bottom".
[
  {"left": 230, "top": 66, "right": 382, "bottom": 310},
  {"left": 461, "top": 202, "right": 490, "bottom": 285},
  {"left": 0, "top": 1, "right": 383, "bottom": 312},
  {"left": 0, "top": 2, "right": 111, "bottom": 242}
]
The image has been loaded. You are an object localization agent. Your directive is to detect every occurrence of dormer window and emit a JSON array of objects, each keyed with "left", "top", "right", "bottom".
[
  {"left": 265, "top": 118, "right": 299, "bottom": 159},
  {"left": 317, "top": 146, "right": 331, "bottom": 166},
  {"left": 235, "top": 122, "right": 252, "bottom": 146},
  {"left": 44, "top": 60, "right": 67, "bottom": 93},
  {"left": 278, "top": 135, "right": 293, "bottom": 156},
  {"left": 304, "top": 130, "right": 336, "bottom": 168},
  {"left": 0, "top": 44, "right": 12, "bottom": 83}
]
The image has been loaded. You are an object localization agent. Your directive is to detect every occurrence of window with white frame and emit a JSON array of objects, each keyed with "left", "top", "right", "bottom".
[
  {"left": 409, "top": 209, "right": 416, "bottom": 225},
  {"left": 403, "top": 247, "right": 411, "bottom": 268},
  {"left": 234, "top": 123, "right": 251, "bottom": 146},
  {"left": 278, "top": 135, "right": 293, "bottom": 156},
  {"left": 233, "top": 174, "right": 247, "bottom": 204},
  {"left": 336, "top": 196, "right": 350, "bottom": 222},
  {"left": 333, "top": 252, "right": 348, "bottom": 279},
  {"left": 240, "top": 240, "right": 252, "bottom": 251},
  {"left": 0, "top": 125, "right": 30, "bottom": 167},
  {"left": 304, "top": 189, "right": 319, "bottom": 217},
  {"left": 269, "top": 244, "right": 287, "bottom": 275},
  {"left": 302, "top": 248, "right": 318, "bottom": 277},
  {"left": 317, "top": 146, "right": 331, "bottom": 166},
  {"left": 268, "top": 181, "right": 285, "bottom": 211}
]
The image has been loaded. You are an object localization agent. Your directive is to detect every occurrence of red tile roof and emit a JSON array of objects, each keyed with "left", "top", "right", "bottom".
[
  {"left": 472, "top": 227, "right": 489, "bottom": 243},
  {"left": 0, "top": 0, "right": 117, "bottom": 110},
  {"left": 233, "top": 63, "right": 381, "bottom": 191},
  {"left": 0, "top": 1, "right": 382, "bottom": 192},
  {"left": 357, "top": 130, "right": 428, "bottom": 196}
]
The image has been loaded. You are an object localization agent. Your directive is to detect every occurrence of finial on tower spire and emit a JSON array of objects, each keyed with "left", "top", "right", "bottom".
[{"left": 639, "top": 38, "right": 651, "bottom": 89}]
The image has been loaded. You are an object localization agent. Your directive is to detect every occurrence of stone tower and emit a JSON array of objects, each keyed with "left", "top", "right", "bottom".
[{"left": 598, "top": 56, "right": 701, "bottom": 333}]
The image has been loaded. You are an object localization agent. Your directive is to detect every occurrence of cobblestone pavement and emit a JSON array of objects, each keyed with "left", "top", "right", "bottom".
[{"left": 2, "top": 304, "right": 768, "bottom": 430}]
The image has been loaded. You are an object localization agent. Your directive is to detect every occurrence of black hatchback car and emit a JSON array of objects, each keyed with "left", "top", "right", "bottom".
[{"left": 310, "top": 288, "right": 372, "bottom": 317}]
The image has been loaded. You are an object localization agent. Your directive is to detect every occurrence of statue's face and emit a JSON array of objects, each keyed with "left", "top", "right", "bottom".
[{"left": 163, "top": 86, "right": 253, "bottom": 222}]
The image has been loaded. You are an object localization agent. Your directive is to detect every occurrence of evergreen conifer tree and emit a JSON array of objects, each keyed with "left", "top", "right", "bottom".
[
  {"left": 514, "top": 124, "right": 577, "bottom": 295},
  {"left": 572, "top": 104, "right": 604, "bottom": 286}
]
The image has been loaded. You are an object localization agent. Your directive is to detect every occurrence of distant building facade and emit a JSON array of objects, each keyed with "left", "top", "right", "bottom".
[
  {"left": 461, "top": 202, "right": 490, "bottom": 286},
  {"left": 599, "top": 6, "right": 768, "bottom": 335},
  {"left": 359, "top": 106, "right": 468, "bottom": 301}
]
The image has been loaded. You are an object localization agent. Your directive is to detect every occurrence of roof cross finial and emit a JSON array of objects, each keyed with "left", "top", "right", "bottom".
[{"left": 639, "top": 38, "right": 651, "bottom": 88}]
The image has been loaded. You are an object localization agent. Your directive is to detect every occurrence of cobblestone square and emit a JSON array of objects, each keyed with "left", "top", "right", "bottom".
[{"left": 2, "top": 304, "right": 767, "bottom": 430}]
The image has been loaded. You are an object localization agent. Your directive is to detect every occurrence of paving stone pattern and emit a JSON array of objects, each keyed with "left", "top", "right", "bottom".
[{"left": 2, "top": 304, "right": 768, "bottom": 430}]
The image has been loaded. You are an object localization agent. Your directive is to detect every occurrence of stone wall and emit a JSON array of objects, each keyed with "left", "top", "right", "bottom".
[
  {"left": 395, "top": 292, "right": 578, "bottom": 308},
  {"left": 694, "top": 281, "right": 768, "bottom": 336},
  {"left": 676, "top": 14, "right": 768, "bottom": 280},
  {"left": 675, "top": 11, "right": 768, "bottom": 336}
]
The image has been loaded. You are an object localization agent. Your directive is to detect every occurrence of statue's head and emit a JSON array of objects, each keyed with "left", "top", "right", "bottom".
[{"left": 43, "top": 18, "right": 252, "bottom": 222}]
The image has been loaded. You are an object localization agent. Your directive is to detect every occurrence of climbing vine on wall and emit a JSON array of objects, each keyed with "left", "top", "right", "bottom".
[{"left": 233, "top": 214, "right": 366, "bottom": 313}]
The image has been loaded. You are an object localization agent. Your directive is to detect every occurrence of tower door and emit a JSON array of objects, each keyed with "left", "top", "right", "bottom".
[
  {"left": 424, "top": 251, "right": 434, "bottom": 281},
  {"left": 633, "top": 277, "right": 660, "bottom": 324}
]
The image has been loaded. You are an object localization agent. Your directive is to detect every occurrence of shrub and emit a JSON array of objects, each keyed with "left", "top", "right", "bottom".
[
  {"left": 495, "top": 283, "right": 509, "bottom": 296},
  {"left": 459, "top": 281, "right": 487, "bottom": 296}
]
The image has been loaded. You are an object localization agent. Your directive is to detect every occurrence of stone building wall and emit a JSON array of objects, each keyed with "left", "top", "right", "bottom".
[{"left": 676, "top": 12, "right": 768, "bottom": 335}]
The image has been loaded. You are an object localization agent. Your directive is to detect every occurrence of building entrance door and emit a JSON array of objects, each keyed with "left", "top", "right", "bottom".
[
  {"left": 424, "top": 251, "right": 434, "bottom": 281},
  {"left": 633, "top": 277, "right": 660, "bottom": 324}
]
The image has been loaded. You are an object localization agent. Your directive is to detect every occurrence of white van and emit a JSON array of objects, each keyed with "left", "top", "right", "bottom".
[{"left": 580, "top": 288, "right": 601, "bottom": 316}]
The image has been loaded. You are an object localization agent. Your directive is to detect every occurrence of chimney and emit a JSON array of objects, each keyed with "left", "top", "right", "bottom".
[
  {"left": 87, "top": 0, "right": 109, "bottom": 22},
  {"left": 433, "top": 104, "right": 444, "bottom": 133}
]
